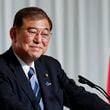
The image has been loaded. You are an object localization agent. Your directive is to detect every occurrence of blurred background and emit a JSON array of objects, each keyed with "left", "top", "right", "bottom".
[{"left": 0, "top": 0, "right": 110, "bottom": 109}]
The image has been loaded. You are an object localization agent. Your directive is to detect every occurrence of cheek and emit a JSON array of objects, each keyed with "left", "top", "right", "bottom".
[
  {"left": 15, "top": 36, "right": 32, "bottom": 49},
  {"left": 23, "top": 36, "right": 32, "bottom": 43},
  {"left": 42, "top": 40, "right": 50, "bottom": 54},
  {"left": 42, "top": 40, "right": 49, "bottom": 47}
]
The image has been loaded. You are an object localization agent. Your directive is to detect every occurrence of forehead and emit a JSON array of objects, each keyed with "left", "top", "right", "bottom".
[{"left": 22, "top": 18, "right": 50, "bottom": 29}]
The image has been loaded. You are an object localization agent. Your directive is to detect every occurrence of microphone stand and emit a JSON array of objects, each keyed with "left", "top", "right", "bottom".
[{"left": 78, "top": 75, "right": 110, "bottom": 102}]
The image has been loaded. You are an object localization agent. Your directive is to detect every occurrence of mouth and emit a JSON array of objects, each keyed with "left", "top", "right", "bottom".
[
  {"left": 30, "top": 45, "right": 43, "bottom": 51},
  {"left": 31, "top": 45, "right": 42, "bottom": 48}
]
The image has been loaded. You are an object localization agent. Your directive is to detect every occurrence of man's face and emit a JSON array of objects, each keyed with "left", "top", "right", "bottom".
[{"left": 10, "top": 18, "right": 51, "bottom": 65}]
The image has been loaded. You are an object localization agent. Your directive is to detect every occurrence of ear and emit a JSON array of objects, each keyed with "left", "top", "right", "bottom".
[{"left": 10, "top": 27, "right": 17, "bottom": 42}]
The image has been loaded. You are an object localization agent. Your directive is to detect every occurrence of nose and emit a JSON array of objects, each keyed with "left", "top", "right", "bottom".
[{"left": 33, "top": 33, "right": 42, "bottom": 43}]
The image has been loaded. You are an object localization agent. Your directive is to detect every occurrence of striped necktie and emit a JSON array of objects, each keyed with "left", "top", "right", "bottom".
[{"left": 28, "top": 67, "right": 42, "bottom": 110}]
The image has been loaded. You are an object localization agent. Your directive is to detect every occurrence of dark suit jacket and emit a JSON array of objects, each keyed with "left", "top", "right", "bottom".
[{"left": 0, "top": 47, "right": 109, "bottom": 110}]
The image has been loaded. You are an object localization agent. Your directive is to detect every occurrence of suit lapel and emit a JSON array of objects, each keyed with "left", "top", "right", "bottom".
[
  {"left": 14, "top": 65, "right": 35, "bottom": 100},
  {"left": 6, "top": 48, "right": 37, "bottom": 109},
  {"left": 35, "top": 59, "right": 54, "bottom": 109},
  {"left": 12, "top": 65, "right": 39, "bottom": 109}
]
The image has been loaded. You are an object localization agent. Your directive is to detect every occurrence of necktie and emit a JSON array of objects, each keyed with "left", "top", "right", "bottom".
[{"left": 28, "top": 67, "right": 42, "bottom": 110}]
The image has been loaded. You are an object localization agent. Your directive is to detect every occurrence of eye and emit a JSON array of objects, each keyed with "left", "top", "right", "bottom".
[
  {"left": 42, "top": 30, "right": 49, "bottom": 35},
  {"left": 41, "top": 33, "right": 49, "bottom": 39},
  {"left": 28, "top": 29, "right": 37, "bottom": 34}
]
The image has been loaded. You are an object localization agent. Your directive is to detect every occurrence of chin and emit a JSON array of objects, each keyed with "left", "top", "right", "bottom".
[
  {"left": 30, "top": 51, "right": 43, "bottom": 59},
  {"left": 34, "top": 54, "right": 42, "bottom": 59}
]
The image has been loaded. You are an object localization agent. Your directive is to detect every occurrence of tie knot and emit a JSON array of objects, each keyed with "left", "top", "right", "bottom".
[{"left": 28, "top": 67, "right": 34, "bottom": 79}]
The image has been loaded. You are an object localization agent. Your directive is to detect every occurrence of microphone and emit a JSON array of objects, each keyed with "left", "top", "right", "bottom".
[
  {"left": 78, "top": 75, "right": 110, "bottom": 102},
  {"left": 78, "top": 75, "right": 95, "bottom": 88}
]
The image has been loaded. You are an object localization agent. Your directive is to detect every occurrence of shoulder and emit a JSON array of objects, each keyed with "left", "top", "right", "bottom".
[
  {"left": 0, "top": 53, "right": 12, "bottom": 77},
  {"left": 37, "top": 55, "right": 62, "bottom": 68},
  {"left": 0, "top": 47, "right": 19, "bottom": 74},
  {"left": 0, "top": 48, "right": 12, "bottom": 65},
  {"left": 0, "top": 53, "right": 7, "bottom": 66},
  {"left": 39, "top": 55, "right": 60, "bottom": 63}
]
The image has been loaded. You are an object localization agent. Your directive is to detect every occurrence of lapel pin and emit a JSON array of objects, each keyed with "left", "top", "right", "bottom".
[
  {"left": 45, "top": 81, "right": 52, "bottom": 86},
  {"left": 45, "top": 73, "right": 49, "bottom": 77}
]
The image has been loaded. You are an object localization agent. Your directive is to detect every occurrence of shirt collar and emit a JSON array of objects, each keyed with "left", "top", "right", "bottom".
[{"left": 13, "top": 52, "right": 35, "bottom": 77}]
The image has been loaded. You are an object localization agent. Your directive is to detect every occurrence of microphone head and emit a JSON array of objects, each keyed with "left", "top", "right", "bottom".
[
  {"left": 78, "top": 75, "right": 95, "bottom": 88},
  {"left": 78, "top": 75, "right": 88, "bottom": 84}
]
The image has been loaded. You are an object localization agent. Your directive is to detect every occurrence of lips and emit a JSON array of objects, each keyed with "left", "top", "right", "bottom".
[
  {"left": 30, "top": 45, "right": 42, "bottom": 48},
  {"left": 30, "top": 45, "right": 43, "bottom": 51}
]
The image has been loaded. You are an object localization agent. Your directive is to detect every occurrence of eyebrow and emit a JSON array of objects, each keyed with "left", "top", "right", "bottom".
[{"left": 27, "top": 27, "right": 50, "bottom": 31}]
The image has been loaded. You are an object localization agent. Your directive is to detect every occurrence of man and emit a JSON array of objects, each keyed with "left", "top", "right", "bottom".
[{"left": 0, "top": 7, "right": 109, "bottom": 110}]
